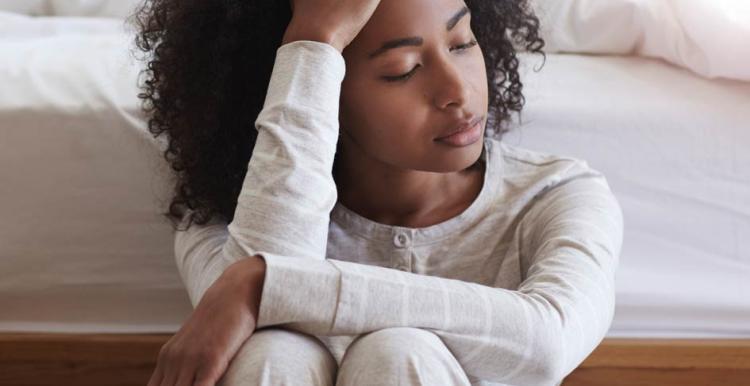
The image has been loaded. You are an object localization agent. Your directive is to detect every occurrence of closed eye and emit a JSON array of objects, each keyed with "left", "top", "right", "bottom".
[
  {"left": 383, "top": 64, "right": 421, "bottom": 82},
  {"left": 382, "top": 39, "right": 479, "bottom": 83},
  {"left": 450, "top": 39, "right": 478, "bottom": 52}
]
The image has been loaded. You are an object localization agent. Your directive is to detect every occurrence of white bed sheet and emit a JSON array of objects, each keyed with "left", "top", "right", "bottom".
[{"left": 0, "top": 27, "right": 748, "bottom": 337}]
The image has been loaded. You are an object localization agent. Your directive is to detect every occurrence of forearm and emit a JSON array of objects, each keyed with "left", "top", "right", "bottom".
[
  {"left": 219, "top": 40, "right": 345, "bottom": 265},
  {"left": 255, "top": 254, "right": 570, "bottom": 384},
  {"left": 282, "top": 25, "right": 343, "bottom": 53}
]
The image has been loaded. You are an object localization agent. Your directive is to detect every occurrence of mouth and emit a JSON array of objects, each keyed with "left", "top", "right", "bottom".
[
  {"left": 434, "top": 116, "right": 484, "bottom": 147},
  {"left": 435, "top": 115, "right": 484, "bottom": 141}
]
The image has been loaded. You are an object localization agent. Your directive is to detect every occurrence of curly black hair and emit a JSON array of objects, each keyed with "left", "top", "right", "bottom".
[{"left": 129, "top": 0, "right": 545, "bottom": 231}]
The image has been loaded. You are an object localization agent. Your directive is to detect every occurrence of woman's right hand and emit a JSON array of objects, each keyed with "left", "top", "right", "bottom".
[
  {"left": 282, "top": 0, "right": 384, "bottom": 52},
  {"left": 146, "top": 258, "right": 265, "bottom": 386}
]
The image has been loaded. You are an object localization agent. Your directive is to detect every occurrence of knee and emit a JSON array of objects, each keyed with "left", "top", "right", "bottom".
[
  {"left": 218, "top": 327, "right": 336, "bottom": 386},
  {"left": 347, "top": 327, "right": 442, "bottom": 364},
  {"left": 337, "top": 327, "right": 471, "bottom": 386}
]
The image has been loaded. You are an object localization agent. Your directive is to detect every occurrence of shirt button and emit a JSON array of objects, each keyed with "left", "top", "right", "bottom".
[{"left": 393, "top": 232, "right": 411, "bottom": 248}]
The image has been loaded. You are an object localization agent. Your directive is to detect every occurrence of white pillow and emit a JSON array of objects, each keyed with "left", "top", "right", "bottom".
[
  {"left": 0, "top": 11, "right": 129, "bottom": 38},
  {"left": 47, "top": 0, "right": 144, "bottom": 19},
  {"left": 0, "top": 0, "right": 143, "bottom": 18},
  {"left": 531, "top": 0, "right": 750, "bottom": 82},
  {"left": 0, "top": 0, "right": 48, "bottom": 15}
]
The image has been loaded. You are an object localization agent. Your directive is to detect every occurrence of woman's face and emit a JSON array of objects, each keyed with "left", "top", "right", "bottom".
[{"left": 339, "top": 0, "right": 488, "bottom": 173}]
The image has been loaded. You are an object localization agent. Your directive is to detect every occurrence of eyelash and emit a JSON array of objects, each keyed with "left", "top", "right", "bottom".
[{"left": 383, "top": 39, "right": 479, "bottom": 82}]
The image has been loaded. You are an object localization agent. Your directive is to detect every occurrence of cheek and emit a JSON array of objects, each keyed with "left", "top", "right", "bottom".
[{"left": 342, "top": 81, "right": 424, "bottom": 143}]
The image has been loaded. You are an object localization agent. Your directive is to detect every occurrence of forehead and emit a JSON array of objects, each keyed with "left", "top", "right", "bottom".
[{"left": 344, "top": 0, "right": 469, "bottom": 58}]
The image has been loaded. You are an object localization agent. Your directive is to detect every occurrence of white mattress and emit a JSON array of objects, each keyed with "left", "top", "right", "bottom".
[
  {"left": 1, "top": 16, "right": 748, "bottom": 337},
  {"left": 506, "top": 52, "right": 750, "bottom": 338}
]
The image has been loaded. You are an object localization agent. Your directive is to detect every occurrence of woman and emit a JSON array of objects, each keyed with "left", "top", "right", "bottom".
[{"left": 132, "top": 0, "right": 624, "bottom": 385}]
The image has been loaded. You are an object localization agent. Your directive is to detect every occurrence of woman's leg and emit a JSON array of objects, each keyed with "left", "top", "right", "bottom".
[
  {"left": 218, "top": 327, "right": 338, "bottom": 386},
  {"left": 336, "top": 327, "right": 472, "bottom": 386}
]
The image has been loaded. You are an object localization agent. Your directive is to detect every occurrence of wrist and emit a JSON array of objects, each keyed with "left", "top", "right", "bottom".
[
  {"left": 225, "top": 255, "right": 265, "bottom": 280},
  {"left": 281, "top": 25, "right": 344, "bottom": 52},
  {"left": 224, "top": 255, "right": 266, "bottom": 316}
]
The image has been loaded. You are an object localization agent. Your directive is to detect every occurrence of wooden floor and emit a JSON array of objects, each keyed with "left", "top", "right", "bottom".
[
  {"left": 562, "top": 338, "right": 750, "bottom": 386},
  {"left": 1, "top": 333, "right": 749, "bottom": 385}
]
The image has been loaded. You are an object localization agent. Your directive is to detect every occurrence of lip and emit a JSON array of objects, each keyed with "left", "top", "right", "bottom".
[
  {"left": 435, "top": 116, "right": 484, "bottom": 140},
  {"left": 434, "top": 116, "right": 483, "bottom": 147}
]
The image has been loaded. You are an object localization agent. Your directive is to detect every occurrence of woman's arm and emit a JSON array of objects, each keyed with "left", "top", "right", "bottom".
[
  {"left": 174, "top": 39, "right": 346, "bottom": 308},
  {"left": 250, "top": 170, "right": 624, "bottom": 385},
  {"left": 156, "top": 3, "right": 384, "bottom": 384},
  {"left": 220, "top": 39, "right": 344, "bottom": 264}
]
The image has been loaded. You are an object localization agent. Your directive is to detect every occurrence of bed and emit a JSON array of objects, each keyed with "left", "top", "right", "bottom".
[{"left": 1, "top": 1, "right": 748, "bottom": 385}]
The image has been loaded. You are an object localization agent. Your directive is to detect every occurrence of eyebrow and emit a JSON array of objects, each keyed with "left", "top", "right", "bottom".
[{"left": 367, "top": 6, "right": 470, "bottom": 60}]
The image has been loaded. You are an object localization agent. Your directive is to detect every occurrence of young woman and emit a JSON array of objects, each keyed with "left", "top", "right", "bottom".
[{"left": 133, "top": 0, "right": 624, "bottom": 385}]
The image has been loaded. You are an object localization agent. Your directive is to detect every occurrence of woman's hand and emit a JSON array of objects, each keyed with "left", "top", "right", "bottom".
[
  {"left": 147, "top": 256, "right": 266, "bottom": 386},
  {"left": 283, "top": 0, "right": 383, "bottom": 52}
]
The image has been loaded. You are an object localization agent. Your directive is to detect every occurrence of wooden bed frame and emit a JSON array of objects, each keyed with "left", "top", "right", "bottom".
[{"left": 1, "top": 333, "right": 748, "bottom": 385}]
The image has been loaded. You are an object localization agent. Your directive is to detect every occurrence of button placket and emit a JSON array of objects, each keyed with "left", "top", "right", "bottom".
[{"left": 392, "top": 231, "right": 412, "bottom": 271}]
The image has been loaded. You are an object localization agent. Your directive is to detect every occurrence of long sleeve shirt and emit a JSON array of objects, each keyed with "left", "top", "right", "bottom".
[{"left": 173, "top": 40, "right": 624, "bottom": 386}]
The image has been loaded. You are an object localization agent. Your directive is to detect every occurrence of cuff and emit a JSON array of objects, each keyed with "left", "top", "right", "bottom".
[{"left": 255, "top": 252, "right": 341, "bottom": 334}]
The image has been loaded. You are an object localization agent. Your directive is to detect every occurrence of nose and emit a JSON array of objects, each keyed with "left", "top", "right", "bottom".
[{"left": 431, "top": 55, "right": 470, "bottom": 111}]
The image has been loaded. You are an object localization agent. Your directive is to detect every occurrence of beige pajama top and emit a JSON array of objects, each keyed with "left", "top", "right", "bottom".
[{"left": 173, "top": 40, "right": 624, "bottom": 386}]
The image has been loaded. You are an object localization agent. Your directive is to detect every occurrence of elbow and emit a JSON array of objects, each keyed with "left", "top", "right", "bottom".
[
  {"left": 529, "top": 294, "right": 569, "bottom": 384},
  {"left": 536, "top": 304, "right": 612, "bottom": 385},
  {"left": 502, "top": 343, "right": 563, "bottom": 386},
  {"left": 540, "top": 341, "right": 566, "bottom": 385}
]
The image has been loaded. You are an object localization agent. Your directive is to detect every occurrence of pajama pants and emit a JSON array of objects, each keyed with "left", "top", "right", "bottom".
[{"left": 217, "top": 326, "right": 487, "bottom": 386}]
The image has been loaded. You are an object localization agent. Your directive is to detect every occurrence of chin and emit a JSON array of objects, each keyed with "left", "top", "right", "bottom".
[{"left": 427, "top": 135, "right": 485, "bottom": 173}]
